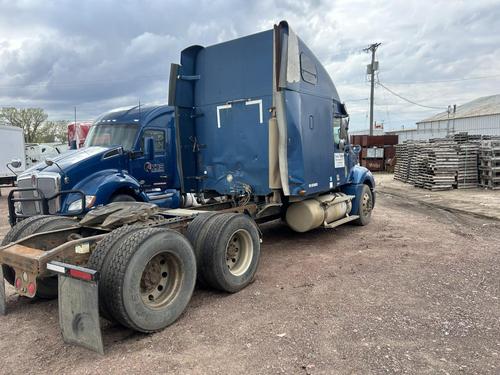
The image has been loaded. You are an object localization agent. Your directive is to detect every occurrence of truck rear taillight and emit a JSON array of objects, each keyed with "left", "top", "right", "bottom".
[
  {"left": 47, "top": 261, "right": 99, "bottom": 282},
  {"left": 69, "top": 269, "right": 93, "bottom": 281},
  {"left": 27, "top": 283, "right": 35, "bottom": 295}
]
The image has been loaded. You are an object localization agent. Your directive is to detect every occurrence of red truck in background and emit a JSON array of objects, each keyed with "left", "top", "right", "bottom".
[{"left": 67, "top": 122, "right": 92, "bottom": 149}]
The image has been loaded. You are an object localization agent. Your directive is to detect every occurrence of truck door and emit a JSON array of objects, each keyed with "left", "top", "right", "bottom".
[{"left": 129, "top": 128, "right": 169, "bottom": 189}]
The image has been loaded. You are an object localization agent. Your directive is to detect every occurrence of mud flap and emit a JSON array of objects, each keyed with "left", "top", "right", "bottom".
[
  {"left": 0, "top": 266, "right": 5, "bottom": 316},
  {"left": 49, "top": 262, "right": 104, "bottom": 354}
]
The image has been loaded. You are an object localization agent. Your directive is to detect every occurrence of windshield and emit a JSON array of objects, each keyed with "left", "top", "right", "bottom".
[{"left": 85, "top": 123, "right": 139, "bottom": 150}]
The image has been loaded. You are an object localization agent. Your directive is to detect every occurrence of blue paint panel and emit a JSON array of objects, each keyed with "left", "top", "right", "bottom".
[
  {"left": 286, "top": 91, "right": 335, "bottom": 195},
  {"left": 196, "top": 96, "right": 272, "bottom": 195},
  {"left": 347, "top": 165, "right": 376, "bottom": 207},
  {"left": 177, "top": 30, "right": 274, "bottom": 196},
  {"left": 193, "top": 31, "right": 273, "bottom": 105}
]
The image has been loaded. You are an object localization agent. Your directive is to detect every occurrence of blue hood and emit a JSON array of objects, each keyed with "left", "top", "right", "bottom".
[{"left": 22, "top": 146, "right": 114, "bottom": 175}]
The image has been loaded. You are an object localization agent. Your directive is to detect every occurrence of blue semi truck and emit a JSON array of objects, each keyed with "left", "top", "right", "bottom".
[
  {"left": 7, "top": 105, "right": 187, "bottom": 225},
  {"left": 0, "top": 21, "right": 374, "bottom": 353}
]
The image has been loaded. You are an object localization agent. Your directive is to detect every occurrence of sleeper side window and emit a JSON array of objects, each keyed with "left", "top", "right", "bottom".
[{"left": 300, "top": 53, "right": 317, "bottom": 85}]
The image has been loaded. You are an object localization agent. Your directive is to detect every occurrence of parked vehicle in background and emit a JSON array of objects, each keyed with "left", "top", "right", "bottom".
[
  {"left": 67, "top": 121, "right": 92, "bottom": 149},
  {"left": 0, "top": 125, "right": 25, "bottom": 187},
  {"left": 24, "top": 143, "right": 68, "bottom": 169},
  {"left": 8, "top": 105, "right": 185, "bottom": 224}
]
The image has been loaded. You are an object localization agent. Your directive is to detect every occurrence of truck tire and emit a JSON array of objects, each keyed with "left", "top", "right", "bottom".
[
  {"left": 185, "top": 212, "right": 218, "bottom": 286},
  {"left": 200, "top": 213, "right": 261, "bottom": 293},
  {"left": 17, "top": 216, "right": 78, "bottom": 299},
  {"left": 1, "top": 215, "right": 53, "bottom": 286},
  {"left": 87, "top": 224, "right": 145, "bottom": 321},
  {"left": 102, "top": 228, "right": 196, "bottom": 332},
  {"left": 2, "top": 215, "right": 77, "bottom": 299},
  {"left": 111, "top": 194, "right": 137, "bottom": 202},
  {"left": 354, "top": 184, "right": 373, "bottom": 226},
  {"left": 1, "top": 215, "right": 51, "bottom": 246}
]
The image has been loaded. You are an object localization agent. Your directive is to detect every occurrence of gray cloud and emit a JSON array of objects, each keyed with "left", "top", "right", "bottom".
[{"left": 0, "top": 0, "right": 499, "bottom": 130}]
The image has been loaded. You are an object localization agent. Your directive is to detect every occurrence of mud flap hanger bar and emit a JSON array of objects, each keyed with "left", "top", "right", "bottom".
[
  {"left": 47, "top": 261, "right": 104, "bottom": 354},
  {"left": 0, "top": 266, "right": 6, "bottom": 316}
]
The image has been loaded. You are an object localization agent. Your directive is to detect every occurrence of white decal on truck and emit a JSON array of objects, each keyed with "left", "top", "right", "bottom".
[
  {"left": 216, "top": 104, "right": 232, "bottom": 128},
  {"left": 245, "top": 99, "right": 263, "bottom": 124},
  {"left": 334, "top": 153, "right": 345, "bottom": 168}
]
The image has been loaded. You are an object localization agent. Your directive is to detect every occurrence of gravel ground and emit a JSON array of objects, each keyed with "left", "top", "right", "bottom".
[{"left": 0, "top": 189, "right": 500, "bottom": 374}]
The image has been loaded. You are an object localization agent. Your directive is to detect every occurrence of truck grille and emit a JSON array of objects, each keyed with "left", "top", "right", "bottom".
[{"left": 17, "top": 172, "right": 61, "bottom": 215}]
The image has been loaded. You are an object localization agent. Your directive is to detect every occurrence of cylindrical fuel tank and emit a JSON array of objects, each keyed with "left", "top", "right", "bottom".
[{"left": 285, "top": 193, "right": 352, "bottom": 233}]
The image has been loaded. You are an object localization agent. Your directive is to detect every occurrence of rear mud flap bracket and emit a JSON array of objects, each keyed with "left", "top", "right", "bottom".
[
  {"left": 0, "top": 266, "right": 5, "bottom": 316},
  {"left": 55, "top": 263, "right": 104, "bottom": 354}
]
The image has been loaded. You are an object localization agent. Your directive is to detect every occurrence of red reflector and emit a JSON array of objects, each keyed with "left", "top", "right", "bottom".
[
  {"left": 28, "top": 282, "right": 36, "bottom": 295},
  {"left": 15, "top": 278, "right": 22, "bottom": 289},
  {"left": 69, "top": 269, "right": 93, "bottom": 281}
]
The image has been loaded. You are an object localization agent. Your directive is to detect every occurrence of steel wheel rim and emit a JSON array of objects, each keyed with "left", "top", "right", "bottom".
[
  {"left": 140, "top": 252, "right": 182, "bottom": 308},
  {"left": 361, "top": 191, "right": 373, "bottom": 217},
  {"left": 225, "top": 229, "right": 253, "bottom": 276}
]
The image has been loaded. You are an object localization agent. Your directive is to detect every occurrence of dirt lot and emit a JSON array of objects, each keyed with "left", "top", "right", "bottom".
[
  {"left": 377, "top": 173, "right": 500, "bottom": 221},
  {"left": 1, "top": 186, "right": 500, "bottom": 374}
]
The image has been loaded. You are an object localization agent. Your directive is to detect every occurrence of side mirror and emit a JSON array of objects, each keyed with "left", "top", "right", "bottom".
[
  {"left": 352, "top": 145, "right": 361, "bottom": 154},
  {"left": 70, "top": 140, "right": 77, "bottom": 150},
  {"left": 144, "top": 137, "right": 155, "bottom": 160},
  {"left": 9, "top": 159, "right": 22, "bottom": 169},
  {"left": 45, "top": 159, "right": 54, "bottom": 166}
]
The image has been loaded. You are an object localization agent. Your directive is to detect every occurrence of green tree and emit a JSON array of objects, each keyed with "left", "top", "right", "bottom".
[
  {"left": 0, "top": 107, "right": 48, "bottom": 143},
  {"left": 36, "top": 120, "right": 69, "bottom": 143}
]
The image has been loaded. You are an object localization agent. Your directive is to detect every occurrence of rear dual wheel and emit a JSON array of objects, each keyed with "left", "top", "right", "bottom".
[
  {"left": 187, "top": 213, "right": 261, "bottom": 293},
  {"left": 95, "top": 228, "right": 196, "bottom": 332}
]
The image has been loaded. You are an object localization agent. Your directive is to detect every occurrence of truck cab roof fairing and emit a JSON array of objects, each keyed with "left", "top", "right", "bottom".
[{"left": 276, "top": 21, "right": 341, "bottom": 101}]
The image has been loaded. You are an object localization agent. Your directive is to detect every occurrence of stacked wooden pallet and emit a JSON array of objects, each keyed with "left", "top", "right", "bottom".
[
  {"left": 421, "top": 142, "right": 458, "bottom": 191},
  {"left": 394, "top": 143, "right": 409, "bottom": 182},
  {"left": 456, "top": 142, "right": 480, "bottom": 188},
  {"left": 479, "top": 139, "right": 500, "bottom": 190},
  {"left": 408, "top": 143, "right": 429, "bottom": 188},
  {"left": 452, "top": 132, "right": 469, "bottom": 143}
]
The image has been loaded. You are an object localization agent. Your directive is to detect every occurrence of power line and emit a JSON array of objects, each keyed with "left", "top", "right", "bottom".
[
  {"left": 376, "top": 81, "right": 447, "bottom": 110},
  {"left": 381, "top": 73, "right": 500, "bottom": 85}
]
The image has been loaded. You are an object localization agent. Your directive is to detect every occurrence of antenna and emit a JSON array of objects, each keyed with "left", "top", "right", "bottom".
[{"left": 139, "top": 100, "right": 141, "bottom": 123}]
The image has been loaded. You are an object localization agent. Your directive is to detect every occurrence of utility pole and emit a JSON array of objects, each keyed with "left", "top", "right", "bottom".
[{"left": 363, "top": 43, "right": 381, "bottom": 136}]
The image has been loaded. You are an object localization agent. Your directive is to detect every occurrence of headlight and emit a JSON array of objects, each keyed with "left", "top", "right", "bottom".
[{"left": 68, "top": 195, "right": 96, "bottom": 212}]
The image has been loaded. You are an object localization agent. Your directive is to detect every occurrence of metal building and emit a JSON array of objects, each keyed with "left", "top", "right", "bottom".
[{"left": 386, "top": 94, "right": 500, "bottom": 141}]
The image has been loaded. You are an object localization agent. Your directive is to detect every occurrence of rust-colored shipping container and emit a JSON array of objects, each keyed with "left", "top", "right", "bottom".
[
  {"left": 384, "top": 145, "right": 396, "bottom": 159},
  {"left": 361, "top": 158, "right": 385, "bottom": 172},
  {"left": 359, "top": 135, "right": 398, "bottom": 147},
  {"left": 350, "top": 135, "right": 362, "bottom": 145}
]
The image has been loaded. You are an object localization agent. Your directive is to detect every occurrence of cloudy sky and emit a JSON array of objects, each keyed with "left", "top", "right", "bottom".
[{"left": 1, "top": 0, "right": 499, "bottom": 131}]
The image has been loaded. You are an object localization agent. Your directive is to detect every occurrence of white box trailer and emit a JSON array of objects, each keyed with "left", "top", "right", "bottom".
[{"left": 0, "top": 125, "right": 25, "bottom": 185}]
